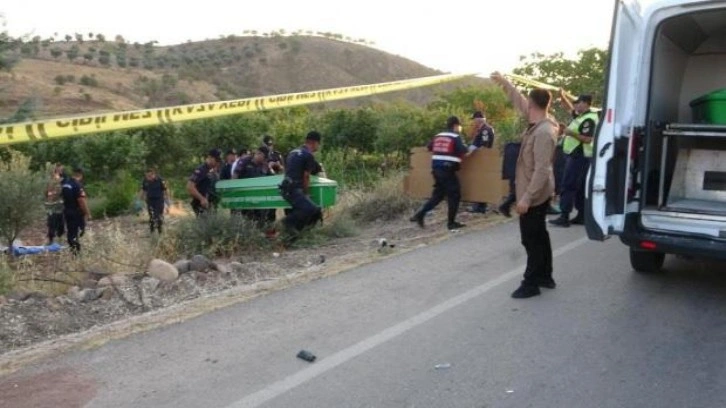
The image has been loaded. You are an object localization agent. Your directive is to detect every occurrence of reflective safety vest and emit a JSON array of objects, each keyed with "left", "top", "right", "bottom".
[
  {"left": 430, "top": 132, "right": 463, "bottom": 164},
  {"left": 563, "top": 110, "right": 600, "bottom": 157}
]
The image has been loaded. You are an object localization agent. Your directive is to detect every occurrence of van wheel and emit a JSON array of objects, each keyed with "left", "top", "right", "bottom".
[{"left": 629, "top": 248, "right": 665, "bottom": 274}]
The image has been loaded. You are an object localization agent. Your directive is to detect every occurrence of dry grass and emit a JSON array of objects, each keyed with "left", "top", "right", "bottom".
[
  {"left": 345, "top": 173, "right": 418, "bottom": 224},
  {"left": 2, "top": 219, "right": 159, "bottom": 296}
]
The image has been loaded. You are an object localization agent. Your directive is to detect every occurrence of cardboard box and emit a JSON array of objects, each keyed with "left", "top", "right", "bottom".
[{"left": 404, "top": 147, "right": 509, "bottom": 203}]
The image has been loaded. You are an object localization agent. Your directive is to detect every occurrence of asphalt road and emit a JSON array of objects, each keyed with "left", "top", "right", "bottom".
[{"left": 3, "top": 221, "right": 726, "bottom": 408}]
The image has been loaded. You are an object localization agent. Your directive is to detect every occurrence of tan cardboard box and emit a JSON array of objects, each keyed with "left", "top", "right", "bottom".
[{"left": 404, "top": 147, "right": 509, "bottom": 203}]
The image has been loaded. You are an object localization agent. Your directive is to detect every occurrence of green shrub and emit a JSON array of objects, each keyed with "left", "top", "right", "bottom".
[
  {"left": 54, "top": 75, "right": 66, "bottom": 85},
  {"left": 88, "top": 196, "right": 108, "bottom": 219},
  {"left": 89, "top": 172, "right": 138, "bottom": 218},
  {"left": 102, "top": 171, "right": 138, "bottom": 217},
  {"left": 160, "top": 212, "right": 272, "bottom": 259},
  {"left": 79, "top": 74, "right": 99, "bottom": 87}
]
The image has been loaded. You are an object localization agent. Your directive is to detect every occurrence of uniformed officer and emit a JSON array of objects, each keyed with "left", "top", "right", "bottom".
[
  {"left": 187, "top": 149, "right": 222, "bottom": 216},
  {"left": 262, "top": 135, "right": 284, "bottom": 174},
  {"left": 468, "top": 110, "right": 496, "bottom": 214},
  {"left": 549, "top": 93, "right": 599, "bottom": 227},
  {"left": 235, "top": 147, "right": 273, "bottom": 226},
  {"left": 140, "top": 167, "right": 169, "bottom": 234},
  {"left": 410, "top": 116, "right": 469, "bottom": 231},
  {"left": 45, "top": 163, "right": 66, "bottom": 245},
  {"left": 279, "top": 131, "right": 323, "bottom": 234},
  {"left": 62, "top": 167, "right": 90, "bottom": 254},
  {"left": 220, "top": 150, "right": 237, "bottom": 180}
]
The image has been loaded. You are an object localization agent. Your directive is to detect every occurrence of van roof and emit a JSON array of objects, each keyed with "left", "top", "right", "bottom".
[{"left": 639, "top": 0, "right": 724, "bottom": 18}]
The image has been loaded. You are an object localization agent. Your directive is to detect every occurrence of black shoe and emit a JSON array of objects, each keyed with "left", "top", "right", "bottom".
[
  {"left": 570, "top": 215, "right": 584, "bottom": 225},
  {"left": 547, "top": 205, "right": 562, "bottom": 215},
  {"left": 498, "top": 205, "right": 512, "bottom": 218},
  {"left": 511, "top": 285, "right": 541, "bottom": 299},
  {"left": 448, "top": 221, "right": 466, "bottom": 231},
  {"left": 538, "top": 279, "right": 557, "bottom": 289},
  {"left": 549, "top": 217, "right": 570, "bottom": 228},
  {"left": 409, "top": 213, "right": 425, "bottom": 229}
]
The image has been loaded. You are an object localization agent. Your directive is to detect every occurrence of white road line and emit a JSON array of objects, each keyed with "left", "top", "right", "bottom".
[{"left": 227, "top": 236, "right": 591, "bottom": 408}]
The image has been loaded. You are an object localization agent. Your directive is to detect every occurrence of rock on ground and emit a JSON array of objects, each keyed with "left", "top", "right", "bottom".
[
  {"left": 190, "top": 255, "right": 212, "bottom": 272},
  {"left": 147, "top": 259, "right": 179, "bottom": 282},
  {"left": 174, "top": 260, "right": 192, "bottom": 274}
]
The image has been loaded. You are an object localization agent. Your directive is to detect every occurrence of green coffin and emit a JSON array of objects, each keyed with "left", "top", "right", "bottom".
[{"left": 215, "top": 175, "right": 338, "bottom": 210}]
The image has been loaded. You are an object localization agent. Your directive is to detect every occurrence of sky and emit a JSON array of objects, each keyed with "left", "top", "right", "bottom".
[{"left": 2, "top": 0, "right": 615, "bottom": 79}]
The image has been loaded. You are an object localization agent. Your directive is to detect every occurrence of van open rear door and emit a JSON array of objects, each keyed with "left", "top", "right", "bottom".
[{"left": 586, "top": 0, "right": 644, "bottom": 241}]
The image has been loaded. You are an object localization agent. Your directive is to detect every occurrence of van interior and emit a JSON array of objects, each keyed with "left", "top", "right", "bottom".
[{"left": 641, "top": 6, "right": 726, "bottom": 239}]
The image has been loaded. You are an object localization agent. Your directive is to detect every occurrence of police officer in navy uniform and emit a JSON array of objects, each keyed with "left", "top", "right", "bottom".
[
  {"left": 219, "top": 150, "right": 237, "bottom": 180},
  {"left": 187, "top": 149, "right": 222, "bottom": 216},
  {"left": 262, "top": 135, "right": 284, "bottom": 174},
  {"left": 468, "top": 110, "right": 496, "bottom": 213},
  {"left": 550, "top": 93, "right": 599, "bottom": 227},
  {"left": 235, "top": 147, "right": 273, "bottom": 226},
  {"left": 62, "top": 167, "right": 90, "bottom": 255},
  {"left": 279, "top": 131, "right": 323, "bottom": 234},
  {"left": 410, "top": 116, "right": 469, "bottom": 230},
  {"left": 140, "top": 167, "right": 169, "bottom": 234}
]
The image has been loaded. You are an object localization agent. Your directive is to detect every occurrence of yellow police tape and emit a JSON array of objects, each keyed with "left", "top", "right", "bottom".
[
  {"left": 504, "top": 73, "right": 577, "bottom": 101},
  {"left": 0, "top": 73, "right": 475, "bottom": 146}
]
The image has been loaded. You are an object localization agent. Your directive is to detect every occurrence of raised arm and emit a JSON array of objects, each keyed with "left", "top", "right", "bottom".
[{"left": 491, "top": 72, "right": 528, "bottom": 118}]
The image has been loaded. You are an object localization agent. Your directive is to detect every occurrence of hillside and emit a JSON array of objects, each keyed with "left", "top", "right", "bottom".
[{"left": 0, "top": 35, "right": 487, "bottom": 119}]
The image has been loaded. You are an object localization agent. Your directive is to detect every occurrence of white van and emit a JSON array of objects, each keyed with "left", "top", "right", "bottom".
[{"left": 587, "top": 0, "right": 726, "bottom": 273}]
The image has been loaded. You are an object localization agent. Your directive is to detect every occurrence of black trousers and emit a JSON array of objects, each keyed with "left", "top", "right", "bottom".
[
  {"left": 191, "top": 199, "right": 216, "bottom": 217},
  {"left": 519, "top": 200, "right": 553, "bottom": 287},
  {"left": 64, "top": 211, "right": 85, "bottom": 254},
  {"left": 501, "top": 178, "right": 517, "bottom": 209},
  {"left": 282, "top": 188, "right": 322, "bottom": 232},
  {"left": 553, "top": 145, "right": 566, "bottom": 195},
  {"left": 147, "top": 198, "right": 165, "bottom": 232},
  {"left": 419, "top": 168, "right": 461, "bottom": 224},
  {"left": 559, "top": 154, "right": 590, "bottom": 217},
  {"left": 47, "top": 212, "right": 65, "bottom": 242}
]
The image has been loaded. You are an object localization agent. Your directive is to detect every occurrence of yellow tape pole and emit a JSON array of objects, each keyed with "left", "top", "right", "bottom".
[{"left": 0, "top": 73, "right": 475, "bottom": 146}]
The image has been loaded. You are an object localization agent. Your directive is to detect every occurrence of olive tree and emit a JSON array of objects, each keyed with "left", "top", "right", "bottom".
[{"left": 0, "top": 151, "right": 47, "bottom": 253}]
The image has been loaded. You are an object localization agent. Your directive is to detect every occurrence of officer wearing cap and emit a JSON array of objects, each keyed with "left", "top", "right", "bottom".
[
  {"left": 550, "top": 92, "right": 599, "bottom": 227},
  {"left": 62, "top": 167, "right": 90, "bottom": 254},
  {"left": 468, "top": 110, "right": 496, "bottom": 214},
  {"left": 262, "top": 135, "right": 284, "bottom": 174},
  {"left": 469, "top": 111, "right": 495, "bottom": 150},
  {"left": 279, "top": 131, "right": 323, "bottom": 234},
  {"left": 410, "top": 116, "right": 469, "bottom": 231},
  {"left": 187, "top": 149, "right": 222, "bottom": 216}
]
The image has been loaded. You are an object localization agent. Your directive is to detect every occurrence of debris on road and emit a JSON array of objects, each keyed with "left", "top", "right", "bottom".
[
  {"left": 297, "top": 350, "right": 317, "bottom": 362},
  {"left": 434, "top": 363, "right": 452, "bottom": 370}
]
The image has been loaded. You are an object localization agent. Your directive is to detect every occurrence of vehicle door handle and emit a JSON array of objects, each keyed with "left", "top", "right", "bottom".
[{"left": 599, "top": 142, "right": 612, "bottom": 158}]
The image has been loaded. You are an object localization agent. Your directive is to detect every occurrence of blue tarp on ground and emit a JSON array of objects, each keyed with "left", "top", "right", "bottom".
[{"left": 1, "top": 243, "right": 64, "bottom": 257}]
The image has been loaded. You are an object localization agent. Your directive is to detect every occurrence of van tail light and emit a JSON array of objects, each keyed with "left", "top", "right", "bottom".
[{"left": 640, "top": 241, "right": 657, "bottom": 251}]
